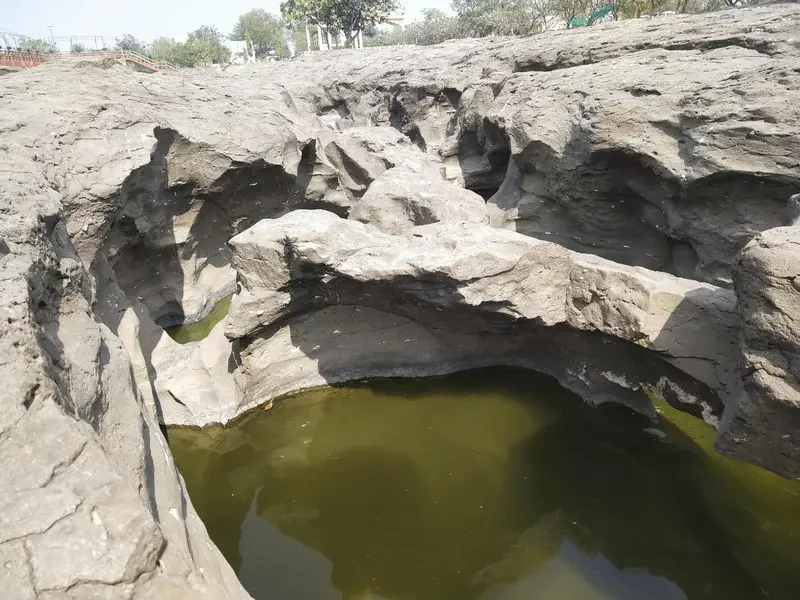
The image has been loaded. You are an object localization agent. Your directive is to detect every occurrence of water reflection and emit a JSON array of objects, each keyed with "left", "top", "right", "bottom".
[
  {"left": 239, "top": 492, "right": 340, "bottom": 600},
  {"left": 169, "top": 368, "right": 800, "bottom": 600}
]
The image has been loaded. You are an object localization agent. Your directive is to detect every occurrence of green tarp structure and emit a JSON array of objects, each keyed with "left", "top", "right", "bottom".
[{"left": 566, "top": 7, "right": 615, "bottom": 28}]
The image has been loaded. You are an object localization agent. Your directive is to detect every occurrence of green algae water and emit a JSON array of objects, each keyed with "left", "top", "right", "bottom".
[
  {"left": 164, "top": 295, "right": 232, "bottom": 344},
  {"left": 169, "top": 368, "right": 800, "bottom": 600}
]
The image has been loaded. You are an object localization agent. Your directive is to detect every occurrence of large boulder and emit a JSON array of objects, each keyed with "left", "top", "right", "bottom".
[
  {"left": 717, "top": 227, "right": 800, "bottom": 479},
  {"left": 224, "top": 210, "right": 738, "bottom": 428},
  {"left": 292, "top": 126, "right": 445, "bottom": 216},
  {"left": 349, "top": 165, "right": 489, "bottom": 234}
]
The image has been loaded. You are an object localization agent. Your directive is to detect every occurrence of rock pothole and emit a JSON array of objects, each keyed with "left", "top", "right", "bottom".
[{"left": 2, "top": 5, "right": 800, "bottom": 599}]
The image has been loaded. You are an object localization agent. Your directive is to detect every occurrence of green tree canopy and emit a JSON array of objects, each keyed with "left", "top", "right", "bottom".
[
  {"left": 421, "top": 8, "right": 449, "bottom": 22},
  {"left": 150, "top": 37, "right": 184, "bottom": 63},
  {"left": 116, "top": 34, "right": 149, "bottom": 55},
  {"left": 182, "top": 26, "right": 230, "bottom": 66},
  {"left": 281, "top": 0, "right": 400, "bottom": 47},
  {"left": 231, "top": 8, "right": 284, "bottom": 57},
  {"left": 451, "top": 0, "right": 540, "bottom": 36},
  {"left": 18, "top": 38, "right": 57, "bottom": 53}
]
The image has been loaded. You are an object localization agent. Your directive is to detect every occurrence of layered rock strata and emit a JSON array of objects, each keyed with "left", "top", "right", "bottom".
[
  {"left": 0, "top": 161, "right": 246, "bottom": 598},
  {"left": 717, "top": 227, "right": 800, "bottom": 479},
  {"left": 222, "top": 211, "right": 738, "bottom": 427},
  {"left": 270, "top": 4, "right": 800, "bottom": 285}
]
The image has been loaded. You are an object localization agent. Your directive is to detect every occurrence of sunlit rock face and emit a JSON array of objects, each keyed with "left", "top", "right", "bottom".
[
  {"left": 272, "top": 6, "right": 800, "bottom": 288},
  {"left": 220, "top": 210, "right": 736, "bottom": 430},
  {"left": 717, "top": 227, "right": 800, "bottom": 480},
  {"left": 1, "top": 4, "right": 800, "bottom": 599}
]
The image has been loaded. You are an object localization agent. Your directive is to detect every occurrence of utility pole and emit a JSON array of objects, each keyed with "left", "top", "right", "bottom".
[{"left": 47, "top": 26, "right": 54, "bottom": 44}]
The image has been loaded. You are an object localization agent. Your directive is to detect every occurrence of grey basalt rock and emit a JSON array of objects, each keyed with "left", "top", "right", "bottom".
[
  {"left": 295, "top": 126, "right": 445, "bottom": 215},
  {"left": 717, "top": 226, "right": 800, "bottom": 480},
  {"left": 2, "top": 5, "right": 800, "bottom": 596},
  {"left": 2, "top": 58, "right": 318, "bottom": 330},
  {"left": 483, "top": 45, "right": 800, "bottom": 287},
  {"left": 787, "top": 193, "right": 800, "bottom": 226},
  {"left": 150, "top": 319, "right": 242, "bottom": 426},
  {"left": 224, "top": 210, "right": 739, "bottom": 428},
  {"left": 266, "top": 4, "right": 800, "bottom": 286},
  {"left": 349, "top": 165, "right": 489, "bottom": 234},
  {"left": 0, "top": 146, "right": 248, "bottom": 597}
]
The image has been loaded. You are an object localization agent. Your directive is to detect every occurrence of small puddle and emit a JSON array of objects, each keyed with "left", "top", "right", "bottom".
[
  {"left": 164, "top": 295, "right": 232, "bottom": 344},
  {"left": 169, "top": 368, "right": 800, "bottom": 600}
]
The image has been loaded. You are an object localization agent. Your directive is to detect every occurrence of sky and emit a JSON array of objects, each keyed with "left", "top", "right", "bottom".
[{"left": 0, "top": 0, "right": 453, "bottom": 49}]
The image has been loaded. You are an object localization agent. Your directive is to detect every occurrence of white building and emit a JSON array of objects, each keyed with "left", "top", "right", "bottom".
[
  {"left": 223, "top": 39, "right": 253, "bottom": 64},
  {"left": 377, "top": 12, "right": 406, "bottom": 32}
]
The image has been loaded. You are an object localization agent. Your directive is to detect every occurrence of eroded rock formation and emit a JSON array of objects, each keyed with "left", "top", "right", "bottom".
[
  {"left": 0, "top": 153, "right": 247, "bottom": 598},
  {"left": 717, "top": 226, "right": 800, "bottom": 479},
  {"left": 349, "top": 165, "right": 489, "bottom": 233},
  {"left": 223, "top": 210, "right": 738, "bottom": 426},
  {"left": 1, "top": 4, "right": 800, "bottom": 598},
  {"left": 270, "top": 5, "right": 800, "bottom": 285}
]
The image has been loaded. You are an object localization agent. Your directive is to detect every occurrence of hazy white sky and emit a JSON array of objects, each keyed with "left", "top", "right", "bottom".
[{"left": 0, "top": 0, "right": 453, "bottom": 47}]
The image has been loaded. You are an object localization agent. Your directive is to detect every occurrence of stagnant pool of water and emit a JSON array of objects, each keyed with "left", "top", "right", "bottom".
[
  {"left": 169, "top": 368, "right": 800, "bottom": 600},
  {"left": 164, "top": 295, "right": 232, "bottom": 344}
]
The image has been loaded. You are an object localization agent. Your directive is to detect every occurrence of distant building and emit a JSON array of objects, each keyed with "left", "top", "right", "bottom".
[
  {"left": 385, "top": 13, "right": 406, "bottom": 27},
  {"left": 378, "top": 13, "right": 406, "bottom": 31},
  {"left": 224, "top": 39, "right": 253, "bottom": 64}
]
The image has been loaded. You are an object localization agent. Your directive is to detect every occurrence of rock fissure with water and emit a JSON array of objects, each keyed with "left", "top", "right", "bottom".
[{"left": 2, "top": 4, "right": 800, "bottom": 598}]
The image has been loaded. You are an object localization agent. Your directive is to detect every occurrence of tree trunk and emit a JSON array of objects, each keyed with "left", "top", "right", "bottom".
[{"left": 343, "top": 28, "right": 357, "bottom": 48}]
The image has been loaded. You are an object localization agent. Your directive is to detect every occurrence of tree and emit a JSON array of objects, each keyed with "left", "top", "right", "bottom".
[
  {"left": 421, "top": 8, "right": 449, "bottom": 21},
  {"left": 231, "top": 8, "right": 284, "bottom": 57},
  {"left": 18, "top": 37, "right": 57, "bottom": 53},
  {"left": 150, "top": 37, "right": 183, "bottom": 63},
  {"left": 70, "top": 41, "right": 86, "bottom": 53},
  {"left": 281, "top": 0, "right": 400, "bottom": 48},
  {"left": 451, "top": 0, "right": 542, "bottom": 37},
  {"left": 182, "top": 26, "right": 230, "bottom": 66},
  {"left": 116, "top": 34, "right": 149, "bottom": 55}
]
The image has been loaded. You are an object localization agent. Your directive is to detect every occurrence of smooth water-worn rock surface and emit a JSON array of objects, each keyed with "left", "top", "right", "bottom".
[
  {"left": 221, "top": 210, "right": 738, "bottom": 425},
  {"left": 170, "top": 369, "right": 800, "bottom": 600}
]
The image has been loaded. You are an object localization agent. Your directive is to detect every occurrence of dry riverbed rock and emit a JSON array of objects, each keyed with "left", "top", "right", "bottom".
[
  {"left": 0, "top": 153, "right": 247, "bottom": 598},
  {"left": 269, "top": 4, "right": 800, "bottom": 286},
  {"left": 718, "top": 226, "right": 800, "bottom": 479},
  {"left": 224, "top": 210, "right": 739, "bottom": 427},
  {"left": 349, "top": 165, "right": 489, "bottom": 234},
  {"left": 2, "top": 4, "right": 800, "bottom": 598}
]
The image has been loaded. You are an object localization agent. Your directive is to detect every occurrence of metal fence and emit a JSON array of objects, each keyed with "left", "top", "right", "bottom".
[{"left": 0, "top": 48, "right": 177, "bottom": 72}]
